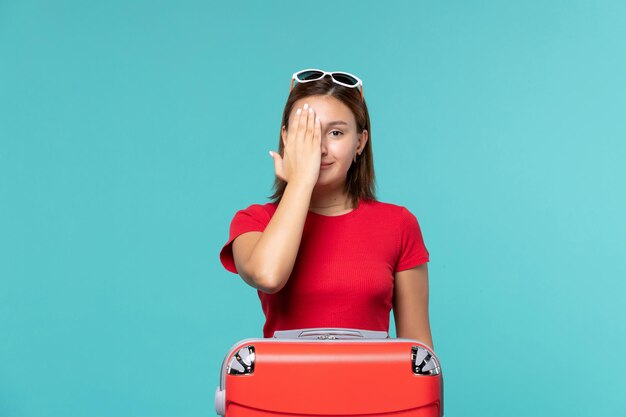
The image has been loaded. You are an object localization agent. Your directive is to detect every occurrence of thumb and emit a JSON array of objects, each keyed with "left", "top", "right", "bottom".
[{"left": 269, "top": 151, "right": 286, "bottom": 181}]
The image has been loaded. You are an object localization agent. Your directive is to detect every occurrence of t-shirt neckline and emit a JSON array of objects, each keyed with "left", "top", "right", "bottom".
[{"left": 306, "top": 199, "right": 366, "bottom": 220}]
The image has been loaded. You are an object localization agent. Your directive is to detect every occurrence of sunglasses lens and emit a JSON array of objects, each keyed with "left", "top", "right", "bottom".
[
  {"left": 332, "top": 73, "right": 359, "bottom": 86},
  {"left": 297, "top": 70, "right": 324, "bottom": 81}
]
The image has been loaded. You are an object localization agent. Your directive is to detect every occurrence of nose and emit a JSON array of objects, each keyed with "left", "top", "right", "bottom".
[{"left": 320, "top": 136, "right": 328, "bottom": 156}]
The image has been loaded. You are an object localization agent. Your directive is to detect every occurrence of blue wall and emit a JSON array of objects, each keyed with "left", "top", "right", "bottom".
[{"left": 1, "top": 1, "right": 624, "bottom": 416}]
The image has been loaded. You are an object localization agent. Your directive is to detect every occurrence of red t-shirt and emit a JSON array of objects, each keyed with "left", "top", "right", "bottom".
[{"left": 219, "top": 199, "right": 429, "bottom": 338}]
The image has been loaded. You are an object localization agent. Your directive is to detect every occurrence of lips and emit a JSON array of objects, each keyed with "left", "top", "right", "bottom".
[{"left": 320, "top": 162, "right": 333, "bottom": 166}]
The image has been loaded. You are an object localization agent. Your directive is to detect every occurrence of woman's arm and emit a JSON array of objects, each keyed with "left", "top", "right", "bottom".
[
  {"left": 232, "top": 180, "right": 314, "bottom": 294},
  {"left": 393, "top": 263, "right": 434, "bottom": 350},
  {"left": 232, "top": 105, "right": 322, "bottom": 294}
]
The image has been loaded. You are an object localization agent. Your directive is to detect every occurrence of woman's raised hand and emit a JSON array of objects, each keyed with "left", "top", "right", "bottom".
[{"left": 270, "top": 103, "right": 321, "bottom": 188}]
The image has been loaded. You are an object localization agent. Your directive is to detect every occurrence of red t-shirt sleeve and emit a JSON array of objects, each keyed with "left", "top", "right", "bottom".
[
  {"left": 219, "top": 204, "right": 271, "bottom": 274},
  {"left": 395, "top": 207, "right": 430, "bottom": 272}
]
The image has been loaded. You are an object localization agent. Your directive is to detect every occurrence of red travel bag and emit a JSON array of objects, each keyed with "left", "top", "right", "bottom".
[{"left": 215, "top": 328, "right": 444, "bottom": 416}]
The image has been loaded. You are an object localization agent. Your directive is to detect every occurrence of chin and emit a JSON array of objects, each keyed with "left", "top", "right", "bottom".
[{"left": 315, "top": 175, "right": 346, "bottom": 188}]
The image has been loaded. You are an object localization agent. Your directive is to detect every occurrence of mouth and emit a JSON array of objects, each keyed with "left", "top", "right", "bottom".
[{"left": 320, "top": 162, "right": 334, "bottom": 168}]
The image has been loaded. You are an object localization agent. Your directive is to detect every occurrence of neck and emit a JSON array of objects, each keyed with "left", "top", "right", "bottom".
[{"left": 309, "top": 183, "right": 352, "bottom": 214}]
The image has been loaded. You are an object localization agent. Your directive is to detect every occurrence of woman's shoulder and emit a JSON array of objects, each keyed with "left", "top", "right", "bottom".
[
  {"left": 362, "top": 199, "right": 412, "bottom": 216},
  {"left": 361, "top": 199, "right": 425, "bottom": 227},
  {"left": 235, "top": 201, "right": 278, "bottom": 217}
]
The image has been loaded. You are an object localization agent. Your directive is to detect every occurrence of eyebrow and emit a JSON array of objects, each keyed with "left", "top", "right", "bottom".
[{"left": 325, "top": 120, "right": 350, "bottom": 126}]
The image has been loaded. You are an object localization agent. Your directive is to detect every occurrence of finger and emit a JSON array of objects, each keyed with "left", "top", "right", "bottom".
[
  {"left": 314, "top": 116, "right": 321, "bottom": 143},
  {"left": 296, "top": 104, "right": 309, "bottom": 141},
  {"left": 270, "top": 151, "right": 286, "bottom": 181},
  {"left": 288, "top": 107, "right": 302, "bottom": 144},
  {"left": 305, "top": 107, "right": 315, "bottom": 142}
]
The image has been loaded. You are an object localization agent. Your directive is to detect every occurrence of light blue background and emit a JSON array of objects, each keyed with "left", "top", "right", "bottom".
[{"left": 1, "top": 1, "right": 625, "bottom": 416}]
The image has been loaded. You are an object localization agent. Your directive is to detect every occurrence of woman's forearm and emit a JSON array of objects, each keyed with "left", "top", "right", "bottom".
[
  {"left": 397, "top": 329, "right": 434, "bottom": 351},
  {"left": 247, "top": 180, "right": 314, "bottom": 292}
]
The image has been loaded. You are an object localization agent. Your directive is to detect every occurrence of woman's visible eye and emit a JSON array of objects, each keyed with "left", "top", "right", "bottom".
[{"left": 329, "top": 130, "right": 343, "bottom": 137}]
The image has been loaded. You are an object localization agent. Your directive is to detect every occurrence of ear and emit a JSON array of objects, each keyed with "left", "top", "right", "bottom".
[
  {"left": 357, "top": 130, "right": 369, "bottom": 154},
  {"left": 281, "top": 125, "right": 287, "bottom": 147}
]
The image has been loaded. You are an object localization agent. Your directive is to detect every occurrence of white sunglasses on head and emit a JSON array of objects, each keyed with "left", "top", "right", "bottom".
[{"left": 290, "top": 68, "right": 364, "bottom": 100}]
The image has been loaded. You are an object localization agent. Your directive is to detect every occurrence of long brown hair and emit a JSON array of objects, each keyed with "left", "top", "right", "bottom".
[{"left": 268, "top": 76, "right": 376, "bottom": 208}]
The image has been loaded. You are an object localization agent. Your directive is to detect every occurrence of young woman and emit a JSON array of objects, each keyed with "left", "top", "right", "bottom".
[{"left": 219, "top": 69, "right": 434, "bottom": 349}]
